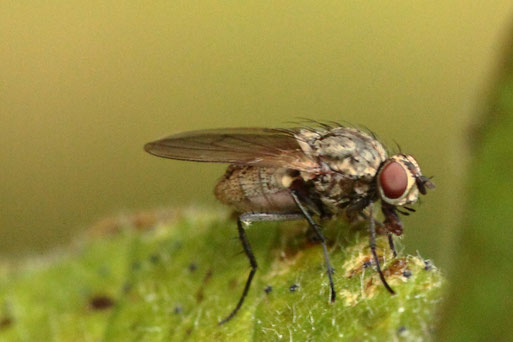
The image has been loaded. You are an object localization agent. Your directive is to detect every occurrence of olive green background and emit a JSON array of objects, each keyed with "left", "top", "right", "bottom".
[{"left": 1, "top": 1, "right": 512, "bottom": 270}]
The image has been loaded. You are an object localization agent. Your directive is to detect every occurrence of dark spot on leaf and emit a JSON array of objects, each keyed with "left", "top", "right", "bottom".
[
  {"left": 0, "top": 317, "right": 13, "bottom": 330},
  {"left": 122, "top": 282, "right": 133, "bottom": 294},
  {"left": 402, "top": 270, "right": 412, "bottom": 278},
  {"left": 149, "top": 254, "right": 160, "bottom": 264},
  {"left": 186, "top": 327, "right": 193, "bottom": 335},
  {"left": 289, "top": 284, "right": 299, "bottom": 292},
  {"left": 228, "top": 278, "right": 238, "bottom": 290},
  {"left": 89, "top": 295, "right": 115, "bottom": 311},
  {"left": 174, "top": 306, "right": 183, "bottom": 314},
  {"left": 363, "top": 260, "right": 372, "bottom": 268},
  {"left": 195, "top": 269, "right": 213, "bottom": 303},
  {"left": 398, "top": 326, "right": 407, "bottom": 335},
  {"left": 188, "top": 263, "right": 197, "bottom": 272},
  {"left": 196, "top": 293, "right": 204, "bottom": 303},
  {"left": 264, "top": 285, "right": 272, "bottom": 294}
]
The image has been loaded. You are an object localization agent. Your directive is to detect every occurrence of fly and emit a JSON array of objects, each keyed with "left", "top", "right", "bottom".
[{"left": 144, "top": 123, "right": 434, "bottom": 324}]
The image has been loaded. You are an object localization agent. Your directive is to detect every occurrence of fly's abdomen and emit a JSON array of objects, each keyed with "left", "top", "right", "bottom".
[{"left": 214, "top": 165, "right": 297, "bottom": 213}]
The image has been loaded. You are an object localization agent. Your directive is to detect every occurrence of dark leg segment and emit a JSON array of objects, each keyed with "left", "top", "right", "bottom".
[
  {"left": 368, "top": 204, "right": 396, "bottom": 295},
  {"left": 289, "top": 191, "right": 336, "bottom": 303},
  {"left": 219, "top": 212, "right": 304, "bottom": 325},
  {"left": 360, "top": 212, "right": 398, "bottom": 259},
  {"left": 387, "top": 233, "right": 397, "bottom": 258},
  {"left": 219, "top": 217, "right": 257, "bottom": 325}
]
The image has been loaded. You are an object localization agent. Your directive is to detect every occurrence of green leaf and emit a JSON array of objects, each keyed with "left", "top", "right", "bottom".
[
  {"left": 0, "top": 229, "right": 135, "bottom": 341},
  {"left": 0, "top": 209, "right": 443, "bottom": 341}
]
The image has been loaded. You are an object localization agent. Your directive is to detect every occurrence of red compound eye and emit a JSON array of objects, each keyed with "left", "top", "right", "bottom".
[{"left": 380, "top": 161, "right": 408, "bottom": 199}]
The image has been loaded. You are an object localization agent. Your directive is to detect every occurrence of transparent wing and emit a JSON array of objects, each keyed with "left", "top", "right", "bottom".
[{"left": 144, "top": 127, "right": 318, "bottom": 171}]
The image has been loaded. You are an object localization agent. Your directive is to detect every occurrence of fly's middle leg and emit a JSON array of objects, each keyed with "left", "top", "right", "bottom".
[{"left": 289, "top": 190, "right": 336, "bottom": 303}]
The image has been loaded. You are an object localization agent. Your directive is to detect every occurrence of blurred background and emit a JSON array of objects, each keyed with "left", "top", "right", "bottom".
[{"left": 1, "top": 1, "right": 513, "bottom": 272}]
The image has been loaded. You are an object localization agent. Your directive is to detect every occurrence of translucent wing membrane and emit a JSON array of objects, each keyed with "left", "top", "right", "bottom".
[{"left": 144, "top": 128, "right": 318, "bottom": 171}]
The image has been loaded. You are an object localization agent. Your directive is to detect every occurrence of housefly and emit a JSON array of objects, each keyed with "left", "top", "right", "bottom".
[{"left": 144, "top": 123, "right": 434, "bottom": 324}]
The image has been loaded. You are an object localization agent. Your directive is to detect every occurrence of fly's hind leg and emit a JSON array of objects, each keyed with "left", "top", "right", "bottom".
[{"left": 219, "top": 212, "right": 303, "bottom": 325}]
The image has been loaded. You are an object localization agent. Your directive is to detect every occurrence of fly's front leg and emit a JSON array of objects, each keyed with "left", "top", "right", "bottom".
[
  {"left": 368, "top": 204, "right": 396, "bottom": 295},
  {"left": 381, "top": 203, "right": 403, "bottom": 236},
  {"left": 219, "top": 212, "right": 303, "bottom": 325},
  {"left": 387, "top": 233, "right": 397, "bottom": 258},
  {"left": 381, "top": 203, "right": 403, "bottom": 258},
  {"left": 360, "top": 210, "right": 398, "bottom": 258},
  {"left": 289, "top": 190, "right": 336, "bottom": 303}
]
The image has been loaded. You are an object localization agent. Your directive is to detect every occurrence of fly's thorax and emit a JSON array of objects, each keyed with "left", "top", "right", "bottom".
[
  {"left": 293, "top": 127, "right": 388, "bottom": 214},
  {"left": 295, "top": 127, "right": 387, "bottom": 179},
  {"left": 302, "top": 171, "right": 374, "bottom": 214},
  {"left": 377, "top": 154, "right": 422, "bottom": 206}
]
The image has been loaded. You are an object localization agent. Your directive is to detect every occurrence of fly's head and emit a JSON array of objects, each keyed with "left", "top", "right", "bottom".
[{"left": 377, "top": 154, "right": 434, "bottom": 207}]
